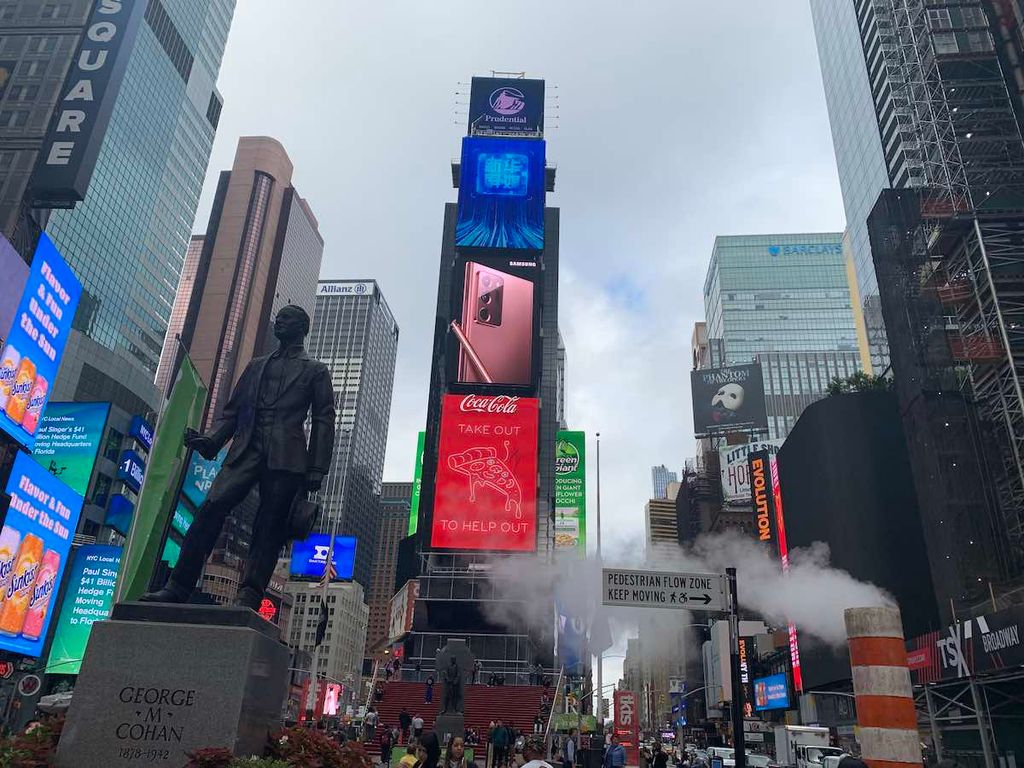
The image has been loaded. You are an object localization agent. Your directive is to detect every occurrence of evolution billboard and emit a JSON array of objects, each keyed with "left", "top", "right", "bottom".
[
  {"left": 32, "top": 401, "right": 110, "bottom": 497},
  {"left": 431, "top": 394, "right": 539, "bottom": 551},
  {"left": 907, "top": 602, "right": 1024, "bottom": 684},
  {"left": 0, "top": 452, "right": 85, "bottom": 658},
  {"left": 45, "top": 544, "right": 121, "bottom": 674},
  {"left": 690, "top": 363, "right": 768, "bottom": 435},
  {"left": 720, "top": 440, "right": 781, "bottom": 502},
  {"left": 554, "top": 431, "right": 586, "bottom": 553},
  {"left": 467, "top": 76, "right": 545, "bottom": 137},
  {"left": 449, "top": 259, "right": 537, "bottom": 388},
  {"left": 0, "top": 234, "right": 83, "bottom": 450},
  {"left": 455, "top": 136, "right": 545, "bottom": 250}
]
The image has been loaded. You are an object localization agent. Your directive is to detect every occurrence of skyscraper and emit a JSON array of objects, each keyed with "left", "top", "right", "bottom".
[
  {"left": 308, "top": 280, "right": 399, "bottom": 590},
  {"left": 650, "top": 465, "right": 677, "bottom": 499},
  {"left": 703, "top": 233, "right": 862, "bottom": 439},
  {"left": 810, "top": 0, "right": 924, "bottom": 374},
  {"left": 157, "top": 136, "right": 323, "bottom": 414},
  {"left": 47, "top": 1, "right": 234, "bottom": 413},
  {"left": 0, "top": 0, "right": 93, "bottom": 243},
  {"left": 365, "top": 481, "right": 412, "bottom": 661}
]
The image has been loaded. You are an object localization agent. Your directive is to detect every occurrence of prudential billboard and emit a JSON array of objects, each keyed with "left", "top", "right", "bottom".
[{"left": 467, "top": 76, "right": 545, "bottom": 137}]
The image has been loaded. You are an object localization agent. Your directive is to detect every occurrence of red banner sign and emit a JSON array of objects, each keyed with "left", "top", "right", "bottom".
[
  {"left": 614, "top": 689, "right": 640, "bottom": 766},
  {"left": 431, "top": 394, "right": 538, "bottom": 551}
]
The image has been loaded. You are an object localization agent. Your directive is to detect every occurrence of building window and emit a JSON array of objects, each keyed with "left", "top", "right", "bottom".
[
  {"left": 933, "top": 33, "right": 959, "bottom": 54},
  {"left": 927, "top": 8, "right": 952, "bottom": 29},
  {"left": 966, "top": 31, "right": 993, "bottom": 52},
  {"left": 0, "top": 110, "right": 28, "bottom": 128}
]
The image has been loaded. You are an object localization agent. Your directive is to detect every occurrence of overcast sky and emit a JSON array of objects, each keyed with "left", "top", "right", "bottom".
[{"left": 196, "top": 0, "right": 845, "bottom": 688}]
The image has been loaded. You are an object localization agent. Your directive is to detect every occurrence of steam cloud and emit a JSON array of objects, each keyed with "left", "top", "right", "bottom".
[{"left": 483, "top": 530, "right": 894, "bottom": 659}]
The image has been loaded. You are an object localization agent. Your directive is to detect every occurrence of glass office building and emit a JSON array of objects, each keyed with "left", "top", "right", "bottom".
[
  {"left": 810, "top": 0, "right": 926, "bottom": 374},
  {"left": 703, "top": 233, "right": 861, "bottom": 438},
  {"left": 46, "top": 0, "right": 234, "bottom": 404},
  {"left": 309, "top": 281, "right": 399, "bottom": 590}
]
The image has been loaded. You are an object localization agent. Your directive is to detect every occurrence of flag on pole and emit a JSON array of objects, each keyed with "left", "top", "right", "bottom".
[
  {"left": 314, "top": 597, "right": 329, "bottom": 647},
  {"left": 115, "top": 355, "right": 207, "bottom": 602},
  {"left": 320, "top": 558, "right": 337, "bottom": 587}
]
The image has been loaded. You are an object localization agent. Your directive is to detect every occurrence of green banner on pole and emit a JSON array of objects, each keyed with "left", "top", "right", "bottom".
[
  {"left": 408, "top": 431, "right": 425, "bottom": 536},
  {"left": 115, "top": 356, "right": 206, "bottom": 602},
  {"left": 555, "top": 430, "right": 586, "bottom": 555}
]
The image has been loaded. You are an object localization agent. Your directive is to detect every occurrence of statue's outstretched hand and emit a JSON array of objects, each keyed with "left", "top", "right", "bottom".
[{"left": 184, "top": 428, "right": 219, "bottom": 460}]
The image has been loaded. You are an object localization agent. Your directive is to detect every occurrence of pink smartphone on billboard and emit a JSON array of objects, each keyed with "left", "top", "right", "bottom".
[{"left": 456, "top": 261, "right": 534, "bottom": 386}]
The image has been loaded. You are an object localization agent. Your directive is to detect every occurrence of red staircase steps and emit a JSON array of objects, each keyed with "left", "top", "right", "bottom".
[{"left": 364, "top": 681, "right": 547, "bottom": 758}]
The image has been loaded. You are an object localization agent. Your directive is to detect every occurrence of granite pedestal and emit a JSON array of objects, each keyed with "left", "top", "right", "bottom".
[
  {"left": 56, "top": 602, "right": 289, "bottom": 768},
  {"left": 434, "top": 712, "right": 465, "bottom": 746}
]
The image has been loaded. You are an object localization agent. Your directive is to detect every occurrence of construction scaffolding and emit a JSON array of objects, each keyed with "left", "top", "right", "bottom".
[{"left": 868, "top": 1, "right": 1024, "bottom": 606}]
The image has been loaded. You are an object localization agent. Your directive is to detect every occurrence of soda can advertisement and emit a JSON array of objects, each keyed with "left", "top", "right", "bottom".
[
  {"left": 0, "top": 453, "right": 84, "bottom": 657},
  {"left": 0, "top": 233, "right": 82, "bottom": 450}
]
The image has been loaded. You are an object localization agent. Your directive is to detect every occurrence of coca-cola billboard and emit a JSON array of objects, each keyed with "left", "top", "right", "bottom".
[{"left": 431, "top": 393, "right": 539, "bottom": 551}]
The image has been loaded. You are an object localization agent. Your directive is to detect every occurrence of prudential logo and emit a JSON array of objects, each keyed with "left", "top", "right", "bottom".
[{"left": 489, "top": 87, "right": 526, "bottom": 115}]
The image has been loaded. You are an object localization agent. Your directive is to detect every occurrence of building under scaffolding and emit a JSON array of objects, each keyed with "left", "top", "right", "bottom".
[{"left": 868, "top": 0, "right": 1024, "bottom": 616}]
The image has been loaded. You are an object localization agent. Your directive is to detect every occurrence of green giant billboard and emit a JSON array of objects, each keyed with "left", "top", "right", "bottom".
[
  {"left": 408, "top": 431, "right": 425, "bottom": 536},
  {"left": 555, "top": 430, "right": 586, "bottom": 554}
]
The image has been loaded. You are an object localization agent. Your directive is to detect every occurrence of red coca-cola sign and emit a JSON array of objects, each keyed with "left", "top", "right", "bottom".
[{"left": 432, "top": 394, "right": 538, "bottom": 551}]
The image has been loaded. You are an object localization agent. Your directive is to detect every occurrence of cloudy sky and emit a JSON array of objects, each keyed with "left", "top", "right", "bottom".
[{"left": 196, "top": 0, "right": 846, "bottom": 687}]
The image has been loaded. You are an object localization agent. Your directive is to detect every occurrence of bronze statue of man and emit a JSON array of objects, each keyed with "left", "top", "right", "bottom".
[
  {"left": 142, "top": 305, "right": 335, "bottom": 609},
  {"left": 441, "top": 656, "right": 464, "bottom": 714}
]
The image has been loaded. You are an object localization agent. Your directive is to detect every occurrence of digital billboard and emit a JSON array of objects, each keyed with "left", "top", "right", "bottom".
[
  {"left": 0, "top": 452, "right": 85, "bottom": 658},
  {"left": 128, "top": 415, "right": 153, "bottom": 453},
  {"left": 613, "top": 690, "right": 640, "bottom": 766},
  {"left": 182, "top": 448, "right": 226, "bottom": 508},
  {"left": 171, "top": 502, "right": 193, "bottom": 537},
  {"left": 116, "top": 449, "right": 145, "bottom": 493},
  {"left": 753, "top": 673, "right": 789, "bottom": 711},
  {"left": 104, "top": 494, "right": 133, "bottom": 537},
  {"left": 408, "top": 432, "right": 425, "bottom": 536},
  {"left": 32, "top": 401, "right": 110, "bottom": 497},
  {"left": 0, "top": 234, "right": 30, "bottom": 350},
  {"left": 0, "top": 233, "right": 83, "bottom": 450},
  {"left": 45, "top": 545, "right": 120, "bottom": 675},
  {"left": 450, "top": 260, "right": 537, "bottom": 387},
  {"left": 431, "top": 394, "right": 539, "bottom": 552},
  {"left": 554, "top": 431, "right": 586, "bottom": 553},
  {"left": 455, "top": 136, "right": 545, "bottom": 250},
  {"left": 720, "top": 440, "right": 781, "bottom": 502},
  {"left": 290, "top": 534, "right": 356, "bottom": 581},
  {"left": 690, "top": 364, "right": 768, "bottom": 435},
  {"left": 907, "top": 602, "right": 1024, "bottom": 684},
  {"left": 467, "top": 76, "right": 545, "bottom": 137},
  {"left": 748, "top": 449, "right": 778, "bottom": 550}
]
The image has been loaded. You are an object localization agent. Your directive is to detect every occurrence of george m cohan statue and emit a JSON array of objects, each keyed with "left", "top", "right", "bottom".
[{"left": 143, "top": 305, "right": 335, "bottom": 610}]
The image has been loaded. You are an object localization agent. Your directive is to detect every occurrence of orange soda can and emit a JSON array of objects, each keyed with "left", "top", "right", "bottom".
[
  {"left": 20, "top": 549, "right": 60, "bottom": 641},
  {"left": 4, "top": 357, "right": 35, "bottom": 426},
  {"left": 0, "top": 533, "right": 42, "bottom": 636}
]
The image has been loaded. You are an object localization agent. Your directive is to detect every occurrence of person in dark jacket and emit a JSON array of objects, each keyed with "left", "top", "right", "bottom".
[
  {"left": 400, "top": 708, "right": 412, "bottom": 741},
  {"left": 653, "top": 748, "right": 668, "bottom": 768},
  {"left": 604, "top": 734, "right": 626, "bottom": 768},
  {"left": 420, "top": 732, "right": 442, "bottom": 768}
]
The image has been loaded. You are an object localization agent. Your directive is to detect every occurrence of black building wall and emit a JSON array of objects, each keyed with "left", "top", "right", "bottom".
[{"left": 777, "top": 390, "right": 940, "bottom": 687}]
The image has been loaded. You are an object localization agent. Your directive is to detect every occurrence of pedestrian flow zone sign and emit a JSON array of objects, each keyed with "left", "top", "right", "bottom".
[{"left": 602, "top": 568, "right": 729, "bottom": 613}]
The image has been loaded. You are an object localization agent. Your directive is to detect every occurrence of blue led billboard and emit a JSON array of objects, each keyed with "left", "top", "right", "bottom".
[
  {"left": 104, "top": 494, "right": 134, "bottom": 537},
  {"left": 290, "top": 535, "right": 356, "bottom": 581},
  {"left": 753, "top": 673, "right": 790, "bottom": 711},
  {"left": 0, "top": 452, "right": 85, "bottom": 657},
  {"left": 455, "top": 137, "right": 545, "bottom": 250},
  {"left": 0, "top": 234, "right": 82, "bottom": 450},
  {"left": 182, "top": 448, "right": 226, "bottom": 508}
]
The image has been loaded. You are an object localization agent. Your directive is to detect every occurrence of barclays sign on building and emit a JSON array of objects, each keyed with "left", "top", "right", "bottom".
[{"left": 767, "top": 243, "right": 843, "bottom": 256}]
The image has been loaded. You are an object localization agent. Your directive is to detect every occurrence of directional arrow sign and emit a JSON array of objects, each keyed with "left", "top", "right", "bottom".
[{"left": 602, "top": 568, "right": 729, "bottom": 613}]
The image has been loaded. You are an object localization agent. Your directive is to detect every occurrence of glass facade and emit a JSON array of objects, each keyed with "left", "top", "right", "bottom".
[
  {"left": 308, "top": 283, "right": 399, "bottom": 590},
  {"left": 45, "top": 0, "right": 233, "bottom": 381},
  {"left": 703, "top": 233, "right": 861, "bottom": 439},
  {"left": 811, "top": 0, "right": 924, "bottom": 373},
  {"left": 651, "top": 464, "right": 677, "bottom": 499},
  {"left": 365, "top": 482, "right": 412, "bottom": 659}
]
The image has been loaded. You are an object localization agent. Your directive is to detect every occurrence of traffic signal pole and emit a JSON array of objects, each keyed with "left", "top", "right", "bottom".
[{"left": 726, "top": 567, "right": 746, "bottom": 768}]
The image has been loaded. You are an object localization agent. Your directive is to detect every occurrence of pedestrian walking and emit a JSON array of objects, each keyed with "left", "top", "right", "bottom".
[
  {"left": 381, "top": 725, "right": 395, "bottom": 767},
  {"left": 366, "top": 706, "right": 379, "bottom": 742},
  {"left": 653, "top": 747, "right": 668, "bottom": 768},
  {"left": 400, "top": 708, "right": 412, "bottom": 742},
  {"left": 603, "top": 734, "right": 626, "bottom": 768},
  {"left": 425, "top": 675, "right": 435, "bottom": 703},
  {"left": 445, "top": 735, "right": 479, "bottom": 768},
  {"left": 562, "top": 729, "right": 577, "bottom": 768},
  {"left": 413, "top": 713, "right": 425, "bottom": 739},
  {"left": 491, "top": 719, "right": 510, "bottom": 768},
  {"left": 521, "top": 735, "right": 555, "bottom": 768},
  {"left": 533, "top": 713, "right": 544, "bottom": 735}
]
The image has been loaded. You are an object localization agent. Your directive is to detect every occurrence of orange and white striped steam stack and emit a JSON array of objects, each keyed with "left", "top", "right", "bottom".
[{"left": 844, "top": 606, "right": 920, "bottom": 768}]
